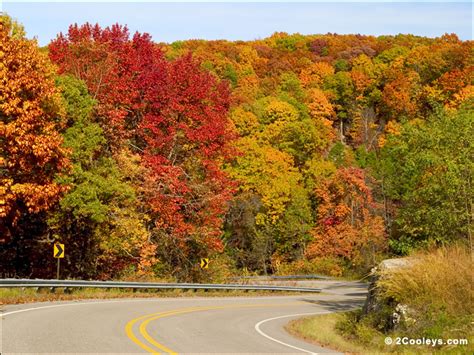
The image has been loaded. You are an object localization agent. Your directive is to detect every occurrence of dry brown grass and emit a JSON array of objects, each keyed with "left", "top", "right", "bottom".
[
  {"left": 378, "top": 244, "right": 473, "bottom": 321},
  {"left": 0, "top": 287, "right": 302, "bottom": 305}
]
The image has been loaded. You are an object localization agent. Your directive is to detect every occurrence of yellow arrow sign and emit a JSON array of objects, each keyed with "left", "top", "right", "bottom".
[
  {"left": 53, "top": 243, "right": 65, "bottom": 258},
  {"left": 200, "top": 258, "right": 209, "bottom": 269}
]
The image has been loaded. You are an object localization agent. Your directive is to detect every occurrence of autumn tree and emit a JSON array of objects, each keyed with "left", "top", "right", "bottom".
[
  {"left": 47, "top": 76, "right": 156, "bottom": 279},
  {"left": 140, "top": 54, "right": 235, "bottom": 280},
  {"left": 226, "top": 137, "right": 310, "bottom": 272},
  {"left": 0, "top": 16, "right": 69, "bottom": 256},
  {"left": 381, "top": 59, "right": 421, "bottom": 121},
  {"left": 299, "top": 62, "right": 334, "bottom": 89},
  {"left": 347, "top": 54, "right": 383, "bottom": 148},
  {"left": 0, "top": 16, "right": 73, "bottom": 278},
  {"left": 257, "top": 99, "right": 331, "bottom": 166},
  {"left": 306, "top": 167, "right": 385, "bottom": 268},
  {"left": 49, "top": 23, "right": 164, "bottom": 147},
  {"left": 323, "top": 71, "right": 356, "bottom": 142}
]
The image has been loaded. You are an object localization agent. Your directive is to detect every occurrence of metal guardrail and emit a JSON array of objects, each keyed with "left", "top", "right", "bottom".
[
  {"left": 0, "top": 279, "right": 321, "bottom": 293},
  {"left": 233, "top": 274, "right": 332, "bottom": 280}
]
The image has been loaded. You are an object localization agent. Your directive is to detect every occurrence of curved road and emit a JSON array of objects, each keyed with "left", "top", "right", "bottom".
[{"left": 1, "top": 281, "right": 366, "bottom": 354}]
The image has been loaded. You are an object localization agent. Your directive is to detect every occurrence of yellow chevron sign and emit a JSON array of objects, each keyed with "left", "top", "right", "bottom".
[
  {"left": 200, "top": 258, "right": 209, "bottom": 269},
  {"left": 53, "top": 243, "right": 65, "bottom": 258}
]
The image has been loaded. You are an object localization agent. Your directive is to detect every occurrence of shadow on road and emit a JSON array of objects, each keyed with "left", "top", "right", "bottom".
[
  {"left": 322, "top": 282, "right": 368, "bottom": 290},
  {"left": 342, "top": 292, "right": 367, "bottom": 297},
  {"left": 299, "top": 298, "right": 365, "bottom": 312}
]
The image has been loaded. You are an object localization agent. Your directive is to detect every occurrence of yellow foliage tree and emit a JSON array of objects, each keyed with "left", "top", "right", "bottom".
[
  {"left": 230, "top": 107, "right": 259, "bottom": 136},
  {"left": 228, "top": 137, "right": 302, "bottom": 225}
]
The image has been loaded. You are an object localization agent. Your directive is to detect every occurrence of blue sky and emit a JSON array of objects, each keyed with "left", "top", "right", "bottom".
[{"left": 2, "top": 1, "right": 472, "bottom": 45}]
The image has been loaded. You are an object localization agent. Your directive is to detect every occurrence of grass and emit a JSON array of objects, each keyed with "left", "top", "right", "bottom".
[
  {"left": 375, "top": 244, "right": 473, "bottom": 349},
  {"left": 286, "top": 312, "right": 370, "bottom": 353},
  {"left": 287, "top": 245, "right": 473, "bottom": 354},
  {"left": 287, "top": 310, "right": 473, "bottom": 354},
  {"left": 0, "top": 287, "right": 304, "bottom": 305},
  {"left": 377, "top": 245, "right": 472, "bottom": 328}
]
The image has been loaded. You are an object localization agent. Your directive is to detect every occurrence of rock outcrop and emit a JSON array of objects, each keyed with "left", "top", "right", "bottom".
[{"left": 363, "top": 257, "right": 415, "bottom": 315}]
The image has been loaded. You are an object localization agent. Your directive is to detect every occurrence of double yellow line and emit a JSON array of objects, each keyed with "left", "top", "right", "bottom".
[{"left": 125, "top": 302, "right": 304, "bottom": 354}]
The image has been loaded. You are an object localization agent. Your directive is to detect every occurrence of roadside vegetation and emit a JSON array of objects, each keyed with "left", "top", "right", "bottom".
[
  {"left": 0, "top": 287, "right": 305, "bottom": 305},
  {"left": 287, "top": 245, "right": 473, "bottom": 354}
]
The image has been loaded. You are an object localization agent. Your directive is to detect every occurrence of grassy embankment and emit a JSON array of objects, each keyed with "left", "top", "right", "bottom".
[{"left": 287, "top": 245, "right": 473, "bottom": 354}]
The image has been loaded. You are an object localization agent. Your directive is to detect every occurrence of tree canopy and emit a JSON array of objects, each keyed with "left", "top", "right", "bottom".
[{"left": 1, "top": 16, "right": 472, "bottom": 280}]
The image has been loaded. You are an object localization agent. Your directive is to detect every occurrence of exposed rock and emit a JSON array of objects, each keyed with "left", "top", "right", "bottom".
[
  {"left": 379, "top": 257, "right": 416, "bottom": 271},
  {"left": 362, "top": 257, "right": 415, "bottom": 315}
]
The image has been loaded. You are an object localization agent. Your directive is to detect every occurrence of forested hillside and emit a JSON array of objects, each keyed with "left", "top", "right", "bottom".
[{"left": 1, "top": 16, "right": 472, "bottom": 281}]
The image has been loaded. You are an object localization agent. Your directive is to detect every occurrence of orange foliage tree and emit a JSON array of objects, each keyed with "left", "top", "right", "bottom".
[
  {"left": 306, "top": 167, "right": 385, "bottom": 266},
  {"left": 0, "top": 17, "right": 69, "bottom": 242}
]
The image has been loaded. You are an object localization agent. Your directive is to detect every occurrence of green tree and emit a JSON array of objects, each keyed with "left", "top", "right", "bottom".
[
  {"left": 49, "top": 76, "right": 155, "bottom": 278},
  {"left": 379, "top": 102, "right": 473, "bottom": 253}
]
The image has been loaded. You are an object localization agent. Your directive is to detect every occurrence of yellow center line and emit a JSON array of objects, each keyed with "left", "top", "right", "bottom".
[
  {"left": 125, "top": 306, "right": 201, "bottom": 354},
  {"left": 127, "top": 302, "right": 305, "bottom": 354}
]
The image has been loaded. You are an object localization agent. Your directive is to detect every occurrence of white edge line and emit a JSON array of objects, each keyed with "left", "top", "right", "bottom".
[
  {"left": 255, "top": 311, "right": 333, "bottom": 355},
  {"left": 1, "top": 299, "right": 145, "bottom": 317},
  {"left": 0, "top": 295, "right": 323, "bottom": 318},
  {"left": 1, "top": 297, "right": 210, "bottom": 317}
]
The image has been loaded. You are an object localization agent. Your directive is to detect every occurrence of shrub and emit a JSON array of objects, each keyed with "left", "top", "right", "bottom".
[
  {"left": 198, "top": 253, "right": 238, "bottom": 283},
  {"left": 276, "top": 257, "right": 344, "bottom": 277}
]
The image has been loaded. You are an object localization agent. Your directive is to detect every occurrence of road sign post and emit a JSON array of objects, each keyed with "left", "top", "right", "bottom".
[{"left": 53, "top": 243, "right": 65, "bottom": 279}]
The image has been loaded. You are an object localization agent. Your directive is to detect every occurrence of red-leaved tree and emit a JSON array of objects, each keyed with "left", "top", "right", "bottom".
[
  {"left": 140, "top": 54, "right": 235, "bottom": 279},
  {"left": 50, "top": 24, "right": 236, "bottom": 279},
  {"left": 49, "top": 23, "right": 164, "bottom": 145}
]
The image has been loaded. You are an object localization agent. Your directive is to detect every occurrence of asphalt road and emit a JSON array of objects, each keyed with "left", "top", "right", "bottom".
[{"left": 1, "top": 280, "right": 367, "bottom": 354}]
